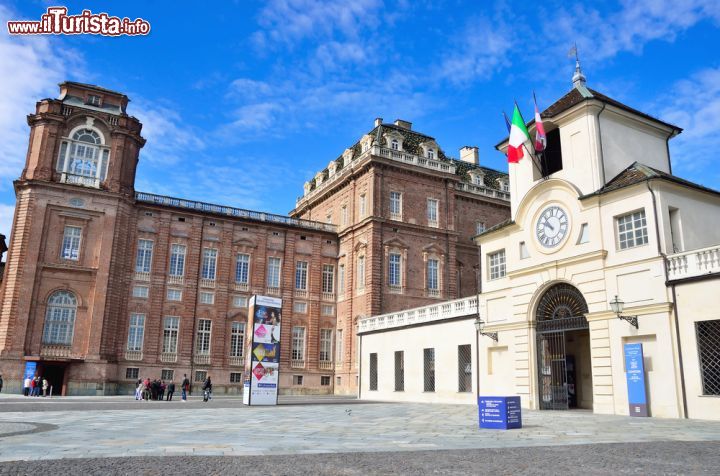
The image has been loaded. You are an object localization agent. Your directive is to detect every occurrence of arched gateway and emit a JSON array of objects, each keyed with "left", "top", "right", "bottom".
[{"left": 535, "top": 283, "right": 592, "bottom": 410}]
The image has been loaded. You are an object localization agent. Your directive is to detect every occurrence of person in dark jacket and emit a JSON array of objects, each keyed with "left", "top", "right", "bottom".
[
  {"left": 166, "top": 381, "right": 175, "bottom": 401},
  {"left": 202, "top": 376, "right": 212, "bottom": 402},
  {"left": 0, "top": 374, "right": 3, "bottom": 393},
  {"left": 181, "top": 374, "right": 190, "bottom": 402}
]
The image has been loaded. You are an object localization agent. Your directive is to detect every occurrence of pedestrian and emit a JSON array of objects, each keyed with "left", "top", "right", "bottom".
[
  {"left": 30, "top": 377, "right": 37, "bottom": 397},
  {"left": 202, "top": 376, "right": 212, "bottom": 402},
  {"left": 135, "top": 379, "right": 142, "bottom": 400},
  {"left": 42, "top": 378, "right": 49, "bottom": 397},
  {"left": 0, "top": 374, "right": 3, "bottom": 393},
  {"left": 181, "top": 374, "right": 189, "bottom": 402},
  {"left": 23, "top": 376, "right": 31, "bottom": 396},
  {"left": 159, "top": 380, "right": 166, "bottom": 400},
  {"left": 34, "top": 376, "right": 42, "bottom": 397},
  {"left": 166, "top": 381, "right": 175, "bottom": 401}
]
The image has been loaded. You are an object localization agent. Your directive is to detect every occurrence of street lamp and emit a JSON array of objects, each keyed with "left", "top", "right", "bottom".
[
  {"left": 609, "top": 295, "right": 638, "bottom": 329},
  {"left": 474, "top": 316, "right": 498, "bottom": 342}
]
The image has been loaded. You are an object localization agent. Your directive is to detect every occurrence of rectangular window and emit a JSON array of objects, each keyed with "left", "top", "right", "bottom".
[
  {"left": 321, "top": 376, "right": 331, "bottom": 386},
  {"left": 162, "top": 316, "right": 180, "bottom": 354},
  {"left": 519, "top": 241, "right": 530, "bottom": 259},
  {"left": 341, "top": 205, "right": 348, "bottom": 226},
  {"left": 235, "top": 253, "right": 250, "bottom": 284},
  {"left": 321, "top": 304, "right": 335, "bottom": 316},
  {"left": 126, "top": 367, "right": 139, "bottom": 380},
  {"left": 427, "top": 258, "right": 439, "bottom": 291},
  {"left": 200, "top": 292, "right": 214, "bottom": 305},
  {"left": 388, "top": 253, "right": 402, "bottom": 288},
  {"left": 336, "top": 329, "right": 344, "bottom": 363},
  {"left": 230, "top": 372, "right": 243, "bottom": 383},
  {"left": 488, "top": 249, "right": 506, "bottom": 280},
  {"left": 322, "top": 264, "right": 334, "bottom": 294},
  {"left": 292, "top": 326, "right": 306, "bottom": 361},
  {"left": 196, "top": 319, "right": 212, "bottom": 355},
  {"left": 126, "top": 313, "right": 145, "bottom": 352},
  {"left": 87, "top": 94, "right": 101, "bottom": 106},
  {"left": 338, "top": 264, "right": 346, "bottom": 294},
  {"left": 293, "top": 375, "right": 304, "bottom": 385},
  {"left": 232, "top": 295, "right": 248, "bottom": 308},
  {"left": 195, "top": 370, "right": 207, "bottom": 383},
  {"left": 132, "top": 285, "right": 149, "bottom": 299},
  {"left": 476, "top": 222, "right": 486, "bottom": 235},
  {"left": 135, "top": 239, "right": 153, "bottom": 273},
  {"left": 395, "top": 351, "right": 404, "bottom": 392},
  {"left": 167, "top": 288, "right": 182, "bottom": 301},
  {"left": 458, "top": 344, "right": 472, "bottom": 392},
  {"left": 389, "top": 191, "right": 402, "bottom": 219},
  {"left": 424, "top": 348, "right": 435, "bottom": 392},
  {"left": 201, "top": 248, "right": 217, "bottom": 280},
  {"left": 61, "top": 226, "right": 82, "bottom": 260},
  {"left": 169, "top": 244, "right": 186, "bottom": 277},
  {"left": 577, "top": 223, "right": 590, "bottom": 245},
  {"left": 617, "top": 210, "right": 648, "bottom": 250},
  {"left": 697, "top": 320, "right": 720, "bottom": 396},
  {"left": 267, "top": 257, "right": 281, "bottom": 288},
  {"left": 427, "top": 199, "right": 439, "bottom": 227},
  {"left": 295, "top": 261, "right": 308, "bottom": 290},
  {"left": 293, "top": 301, "right": 307, "bottom": 314},
  {"left": 359, "top": 194, "right": 367, "bottom": 218},
  {"left": 161, "top": 369, "right": 174, "bottom": 381},
  {"left": 230, "top": 321, "right": 245, "bottom": 358},
  {"left": 369, "top": 353, "right": 378, "bottom": 391},
  {"left": 357, "top": 256, "right": 365, "bottom": 291},
  {"left": 320, "top": 328, "right": 333, "bottom": 362}
]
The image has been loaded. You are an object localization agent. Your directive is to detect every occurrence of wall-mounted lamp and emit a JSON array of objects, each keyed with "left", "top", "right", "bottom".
[
  {"left": 474, "top": 316, "right": 498, "bottom": 342},
  {"left": 609, "top": 295, "right": 638, "bottom": 329}
]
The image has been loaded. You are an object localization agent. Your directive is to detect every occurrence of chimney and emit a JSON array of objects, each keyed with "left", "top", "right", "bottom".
[
  {"left": 393, "top": 119, "right": 412, "bottom": 130},
  {"left": 460, "top": 146, "right": 479, "bottom": 165},
  {"left": 374, "top": 117, "right": 383, "bottom": 127}
]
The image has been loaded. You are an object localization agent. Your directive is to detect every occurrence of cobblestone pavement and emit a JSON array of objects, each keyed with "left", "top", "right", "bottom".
[{"left": 0, "top": 395, "right": 719, "bottom": 474}]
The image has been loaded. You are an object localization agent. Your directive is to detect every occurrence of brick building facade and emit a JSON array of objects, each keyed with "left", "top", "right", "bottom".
[{"left": 0, "top": 82, "right": 509, "bottom": 395}]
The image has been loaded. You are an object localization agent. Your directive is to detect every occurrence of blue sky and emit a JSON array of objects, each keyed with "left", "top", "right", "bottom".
[{"left": 1, "top": 0, "right": 720, "bottom": 239}]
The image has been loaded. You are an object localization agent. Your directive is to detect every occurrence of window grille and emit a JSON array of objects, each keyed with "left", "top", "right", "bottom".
[
  {"left": 295, "top": 261, "right": 308, "bottom": 290},
  {"left": 424, "top": 348, "right": 435, "bottom": 392},
  {"left": 42, "top": 291, "right": 77, "bottom": 345},
  {"left": 458, "top": 344, "right": 472, "bottom": 392},
  {"left": 389, "top": 253, "right": 402, "bottom": 287},
  {"left": 617, "top": 210, "right": 648, "bottom": 250},
  {"left": 319, "top": 328, "right": 333, "bottom": 362},
  {"left": 162, "top": 316, "right": 180, "bottom": 354},
  {"left": 127, "top": 313, "right": 145, "bottom": 351},
  {"left": 194, "top": 370, "right": 207, "bottom": 382},
  {"left": 369, "top": 353, "right": 378, "bottom": 390},
  {"left": 293, "top": 375, "right": 304, "bottom": 385},
  {"left": 394, "top": 351, "right": 404, "bottom": 392},
  {"left": 201, "top": 249, "right": 217, "bottom": 280},
  {"left": 697, "top": 320, "right": 720, "bottom": 396},
  {"left": 126, "top": 368, "right": 139, "bottom": 380},
  {"left": 61, "top": 226, "right": 82, "bottom": 260},
  {"left": 230, "top": 372, "right": 243, "bottom": 383},
  {"left": 161, "top": 369, "right": 174, "bottom": 381},
  {"left": 196, "top": 319, "right": 212, "bottom": 355},
  {"left": 322, "top": 264, "right": 335, "bottom": 294},
  {"left": 135, "top": 239, "right": 153, "bottom": 273},
  {"left": 427, "top": 259, "right": 439, "bottom": 291},
  {"left": 235, "top": 254, "right": 250, "bottom": 284},
  {"left": 321, "top": 376, "right": 331, "bottom": 386},
  {"left": 292, "top": 326, "right": 306, "bottom": 360},
  {"left": 169, "top": 244, "right": 186, "bottom": 277},
  {"left": 230, "top": 322, "right": 245, "bottom": 358}
]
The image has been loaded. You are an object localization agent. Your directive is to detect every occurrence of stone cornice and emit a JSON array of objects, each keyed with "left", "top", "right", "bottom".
[{"left": 507, "top": 249, "right": 608, "bottom": 278}]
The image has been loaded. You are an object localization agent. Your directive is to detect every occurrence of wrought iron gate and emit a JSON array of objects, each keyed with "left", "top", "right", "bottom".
[{"left": 535, "top": 284, "right": 589, "bottom": 410}]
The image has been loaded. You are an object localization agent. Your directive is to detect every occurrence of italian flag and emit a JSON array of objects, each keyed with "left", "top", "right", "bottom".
[{"left": 507, "top": 104, "right": 530, "bottom": 163}]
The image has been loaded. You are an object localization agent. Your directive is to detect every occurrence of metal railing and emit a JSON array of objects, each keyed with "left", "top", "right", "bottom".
[
  {"left": 667, "top": 244, "right": 720, "bottom": 281},
  {"left": 359, "top": 295, "right": 478, "bottom": 333},
  {"left": 136, "top": 191, "right": 337, "bottom": 233}
]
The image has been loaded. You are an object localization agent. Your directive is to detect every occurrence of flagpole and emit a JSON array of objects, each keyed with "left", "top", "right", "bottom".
[
  {"left": 532, "top": 91, "right": 547, "bottom": 177},
  {"left": 514, "top": 100, "right": 544, "bottom": 177}
]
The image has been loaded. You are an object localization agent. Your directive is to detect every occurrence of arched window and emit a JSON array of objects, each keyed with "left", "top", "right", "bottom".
[
  {"left": 43, "top": 290, "right": 78, "bottom": 345},
  {"left": 56, "top": 124, "right": 110, "bottom": 188},
  {"left": 391, "top": 139, "right": 399, "bottom": 150}
]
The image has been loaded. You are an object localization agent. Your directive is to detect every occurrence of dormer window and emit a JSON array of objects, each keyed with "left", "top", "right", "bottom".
[
  {"left": 427, "top": 149, "right": 434, "bottom": 159},
  {"left": 391, "top": 139, "right": 399, "bottom": 150},
  {"left": 56, "top": 124, "right": 110, "bottom": 188},
  {"left": 87, "top": 95, "right": 102, "bottom": 106},
  {"left": 362, "top": 142, "right": 370, "bottom": 152},
  {"left": 496, "top": 178, "right": 509, "bottom": 192},
  {"left": 473, "top": 175, "right": 483, "bottom": 186}
]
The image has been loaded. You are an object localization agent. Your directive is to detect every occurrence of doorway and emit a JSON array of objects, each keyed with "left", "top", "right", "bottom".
[{"left": 37, "top": 362, "right": 67, "bottom": 396}]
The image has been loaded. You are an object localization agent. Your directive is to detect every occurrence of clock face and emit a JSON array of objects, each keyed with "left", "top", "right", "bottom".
[{"left": 536, "top": 206, "right": 569, "bottom": 248}]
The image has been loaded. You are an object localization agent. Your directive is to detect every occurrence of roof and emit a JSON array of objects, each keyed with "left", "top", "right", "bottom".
[
  {"left": 59, "top": 81, "right": 129, "bottom": 98},
  {"left": 581, "top": 162, "right": 720, "bottom": 198},
  {"left": 474, "top": 219, "right": 515, "bottom": 239}
]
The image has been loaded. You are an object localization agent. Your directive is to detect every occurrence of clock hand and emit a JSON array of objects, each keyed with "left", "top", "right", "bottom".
[{"left": 546, "top": 222, "right": 555, "bottom": 232}]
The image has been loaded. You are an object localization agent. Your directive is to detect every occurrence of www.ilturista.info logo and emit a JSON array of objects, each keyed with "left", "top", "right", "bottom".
[{"left": 7, "top": 7, "right": 150, "bottom": 36}]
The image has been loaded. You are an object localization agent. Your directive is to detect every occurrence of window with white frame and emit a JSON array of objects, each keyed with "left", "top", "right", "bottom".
[
  {"left": 389, "top": 191, "right": 402, "bottom": 219},
  {"left": 230, "top": 372, "right": 243, "bottom": 383},
  {"left": 341, "top": 205, "right": 348, "bottom": 226},
  {"left": 427, "top": 258, "right": 439, "bottom": 292},
  {"left": 169, "top": 244, "right": 186, "bottom": 277},
  {"left": 472, "top": 174, "right": 484, "bottom": 186},
  {"left": 201, "top": 248, "right": 217, "bottom": 280},
  {"left": 132, "top": 285, "right": 149, "bottom": 298},
  {"left": 230, "top": 321, "right": 245, "bottom": 358},
  {"left": 291, "top": 326, "right": 306, "bottom": 360},
  {"left": 135, "top": 239, "right": 153, "bottom": 273},
  {"left": 293, "top": 301, "right": 307, "bottom": 314},
  {"left": 61, "top": 226, "right": 82, "bottom": 260},
  {"left": 336, "top": 329, "right": 344, "bottom": 363},
  {"left": 295, "top": 261, "right": 308, "bottom": 290},
  {"left": 476, "top": 222, "right": 485, "bottom": 235},
  {"left": 235, "top": 253, "right": 250, "bottom": 284},
  {"left": 127, "top": 313, "right": 145, "bottom": 351},
  {"left": 194, "top": 370, "right": 207, "bottom": 383},
  {"left": 322, "top": 264, "right": 334, "bottom": 294},
  {"left": 488, "top": 249, "right": 506, "bottom": 280},
  {"left": 427, "top": 198, "right": 439, "bottom": 227},
  {"left": 200, "top": 292, "right": 214, "bottom": 305},
  {"left": 427, "top": 148, "right": 434, "bottom": 159},
  {"left": 338, "top": 264, "right": 346, "bottom": 295},
  {"left": 161, "top": 369, "right": 174, "bottom": 381},
  {"left": 167, "top": 288, "right": 182, "bottom": 301},
  {"left": 616, "top": 210, "right": 648, "bottom": 250},
  {"left": 321, "top": 304, "right": 335, "bottom": 316},
  {"left": 162, "top": 316, "right": 180, "bottom": 354},
  {"left": 232, "top": 295, "right": 248, "bottom": 308},
  {"left": 357, "top": 255, "right": 366, "bottom": 291},
  {"left": 388, "top": 253, "right": 402, "bottom": 288},
  {"left": 320, "top": 328, "right": 333, "bottom": 362},
  {"left": 267, "top": 257, "right": 281, "bottom": 288},
  {"left": 391, "top": 138, "right": 399, "bottom": 150},
  {"left": 196, "top": 319, "right": 212, "bottom": 355},
  {"left": 126, "top": 367, "right": 139, "bottom": 380},
  {"left": 56, "top": 127, "right": 110, "bottom": 185},
  {"left": 359, "top": 194, "right": 367, "bottom": 218},
  {"left": 42, "top": 290, "right": 77, "bottom": 345}
]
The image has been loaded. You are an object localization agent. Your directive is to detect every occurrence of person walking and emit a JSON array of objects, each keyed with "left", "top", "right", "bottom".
[
  {"left": 42, "top": 378, "right": 49, "bottom": 397},
  {"left": 0, "top": 374, "right": 4, "bottom": 393},
  {"left": 159, "top": 380, "right": 166, "bottom": 401},
  {"left": 202, "top": 376, "right": 212, "bottom": 402},
  {"left": 166, "top": 381, "right": 175, "bottom": 401},
  {"left": 23, "top": 376, "right": 31, "bottom": 396},
  {"left": 181, "top": 374, "right": 189, "bottom": 402}
]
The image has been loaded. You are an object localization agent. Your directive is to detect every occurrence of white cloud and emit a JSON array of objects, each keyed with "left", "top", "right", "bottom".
[{"left": 0, "top": 203, "right": 15, "bottom": 242}]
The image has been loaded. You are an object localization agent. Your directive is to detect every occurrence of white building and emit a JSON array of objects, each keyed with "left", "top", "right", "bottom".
[{"left": 358, "top": 67, "right": 720, "bottom": 419}]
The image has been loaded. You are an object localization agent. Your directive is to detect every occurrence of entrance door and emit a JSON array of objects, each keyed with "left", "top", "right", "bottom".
[
  {"left": 37, "top": 363, "right": 66, "bottom": 396},
  {"left": 538, "top": 331, "right": 568, "bottom": 410}
]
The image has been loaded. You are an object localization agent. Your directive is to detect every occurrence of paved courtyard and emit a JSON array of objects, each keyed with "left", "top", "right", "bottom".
[{"left": 0, "top": 394, "right": 719, "bottom": 474}]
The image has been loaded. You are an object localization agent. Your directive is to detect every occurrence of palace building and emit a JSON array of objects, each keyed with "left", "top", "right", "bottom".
[
  {"left": 357, "top": 68, "right": 720, "bottom": 420},
  {"left": 0, "top": 82, "right": 509, "bottom": 395}
]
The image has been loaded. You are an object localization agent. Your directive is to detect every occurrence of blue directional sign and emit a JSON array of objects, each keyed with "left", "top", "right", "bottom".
[
  {"left": 624, "top": 343, "right": 649, "bottom": 417},
  {"left": 23, "top": 361, "right": 37, "bottom": 381},
  {"left": 479, "top": 396, "right": 522, "bottom": 429}
]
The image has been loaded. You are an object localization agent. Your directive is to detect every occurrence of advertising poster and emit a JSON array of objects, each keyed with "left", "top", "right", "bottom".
[
  {"left": 244, "top": 295, "right": 282, "bottom": 406},
  {"left": 624, "top": 343, "right": 649, "bottom": 417}
]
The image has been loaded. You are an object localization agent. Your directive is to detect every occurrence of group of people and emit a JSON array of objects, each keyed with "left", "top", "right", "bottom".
[
  {"left": 23, "top": 376, "right": 50, "bottom": 397},
  {"left": 134, "top": 374, "right": 212, "bottom": 402}
]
